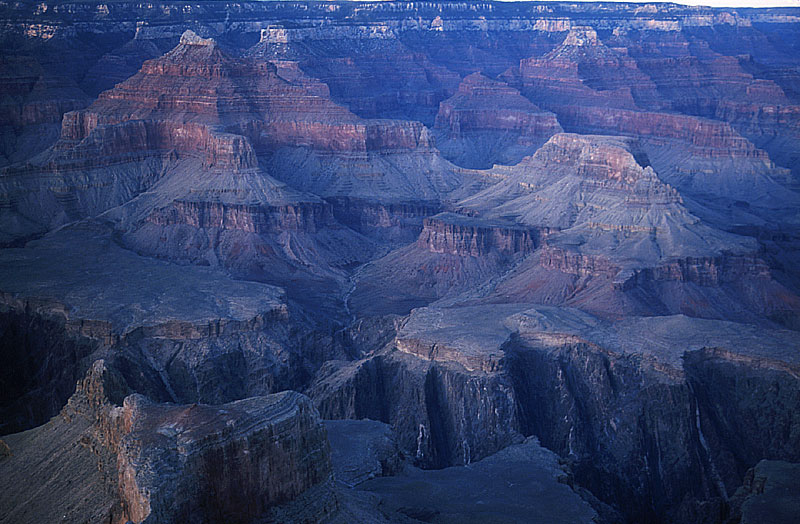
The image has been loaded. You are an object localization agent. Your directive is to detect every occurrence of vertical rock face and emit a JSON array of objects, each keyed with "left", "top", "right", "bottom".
[
  {"left": 118, "top": 391, "right": 331, "bottom": 524},
  {"left": 729, "top": 460, "right": 800, "bottom": 524},
  {"left": 310, "top": 305, "right": 800, "bottom": 524},
  {"left": 310, "top": 350, "right": 523, "bottom": 470},
  {"left": 327, "top": 197, "right": 442, "bottom": 245},
  {"left": 435, "top": 74, "right": 557, "bottom": 138},
  {"left": 0, "top": 56, "right": 90, "bottom": 166},
  {"left": 0, "top": 298, "right": 103, "bottom": 434},
  {"left": 0, "top": 224, "right": 329, "bottom": 431},
  {"left": 516, "top": 25, "right": 663, "bottom": 110},
  {"left": 0, "top": 361, "right": 334, "bottom": 524},
  {"left": 684, "top": 349, "right": 800, "bottom": 489},
  {"left": 505, "top": 339, "right": 706, "bottom": 524},
  {"left": 418, "top": 213, "right": 537, "bottom": 258}
]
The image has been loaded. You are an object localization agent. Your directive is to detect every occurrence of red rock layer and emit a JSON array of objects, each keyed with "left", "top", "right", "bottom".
[
  {"left": 554, "top": 106, "right": 764, "bottom": 159},
  {"left": 56, "top": 30, "right": 432, "bottom": 175},
  {"left": 418, "top": 214, "right": 537, "bottom": 258},
  {"left": 506, "top": 26, "right": 773, "bottom": 161},
  {"left": 147, "top": 200, "right": 336, "bottom": 234},
  {"left": 435, "top": 73, "right": 561, "bottom": 141},
  {"left": 49, "top": 118, "right": 257, "bottom": 171},
  {"left": 514, "top": 26, "right": 663, "bottom": 111},
  {"left": 539, "top": 246, "right": 772, "bottom": 288},
  {"left": 250, "top": 29, "right": 461, "bottom": 124}
]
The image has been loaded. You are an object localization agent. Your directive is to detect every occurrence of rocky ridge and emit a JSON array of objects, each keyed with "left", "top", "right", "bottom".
[{"left": 0, "top": 361, "right": 333, "bottom": 524}]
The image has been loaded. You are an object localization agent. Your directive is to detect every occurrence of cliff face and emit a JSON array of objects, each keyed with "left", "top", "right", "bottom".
[
  {"left": 59, "top": 31, "right": 430, "bottom": 157},
  {"left": 328, "top": 197, "right": 442, "bottom": 245},
  {"left": 118, "top": 391, "right": 331, "bottom": 524},
  {"left": 310, "top": 351, "right": 523, "bottom": 470},
  {"left": 728, "top": 460, "right": 800, "bottom": 524},
  {"left": 0, "top": 225, "right": 332, "bottom": 432},
  {"left": 0, "top": 361, "right": 333, "bottom": 524},
  {"left": 684, "top": 349, "right": 800, "bottom": 488},
  {"left": 146, "top": 200, "right": 336, "bottom": 234},
  {"left": 250, "top": 25, "right": 461, "bottom": 125},
  {"left": 310, "top": 305, "right": 800, "bottom": 524},
  {"left": 435, "top": 74, "right": 559, "bottom": 137},
  {"left": 0, "top": 56, "right": 90, "bottom": 166},
  {"left": 418, "top": 213, "right": 537, "bottom": 258}
]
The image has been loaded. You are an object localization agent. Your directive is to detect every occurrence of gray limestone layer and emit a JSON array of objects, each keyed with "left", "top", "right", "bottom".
[{"left": 398, "top": 304, "right": 800, "bottom": 372}]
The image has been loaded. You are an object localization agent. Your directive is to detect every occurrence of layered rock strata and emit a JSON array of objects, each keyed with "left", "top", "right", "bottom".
[
  {"left": 0, "top": 361, "right": 333, "bottom": 524},
  {"left": 118, "top": 390, "right": 331, "bottom": 523},
  {"left": 433, "top": 73, "right": 562, "bottom": 168},
  {"left": 250, "top": 26, "right": 461, "bottom": 125},
  {"left": 311, "top": 304, "right": 800, "bottom": 524},
  {"left": 503, "top": 25, "right": 799, "bottom": 223},
  {"left": 0, "top": 56, "right": 89, "bottom": 166},
  {"left": 348, "top": 133, "right": 798, "bottom": 324},
  {"left": 0, "top": 223, "right": 322, "bottom": 433},
  {"left": 455, "top": 133, "right": 798, "bottom": 324},
  {"left": 347, "top": 212, "right": 539, "bottom": 316},
  {"left": 0, "top": 30, "right": 453, "bottom": 247}
]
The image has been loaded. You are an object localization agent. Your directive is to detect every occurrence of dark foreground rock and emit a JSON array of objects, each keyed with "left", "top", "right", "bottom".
[
  {"left": 311, "top": 305, "right": 800, "bottom": 524},
  {"left": 728, "top": 460, "right": 800, "bottom": 524},
  {"left": 357, "top": 436, "right": 598, "bottom": 524},
  {"left": 0, "top": 222, "right": 325, "bottom": 434},
  {"left": 0, "top": 361, "right": 333, "bottom": 524},
  {"left": 325, "top": 419, "right": 403, "bottom": 488},
  {"left": 323, "top": 419, "right": 599, "bottom": 524}
]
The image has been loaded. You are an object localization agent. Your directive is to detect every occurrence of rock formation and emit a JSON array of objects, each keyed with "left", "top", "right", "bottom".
[
  {"left": 1, "top": 3, "right": 799, "bottom": 524},
  {"left": 249, "top": 25, "right": 461, "bottom": 125},
  {"left": 349, "top": 133, "right": 798, "bottom": 324},
  {"left": 0, "top": 361, "right": 333, "bottom": 524},
  {"left": 0, "top": 56, "right": 89, "bottom": 167},
  {"left": 728, "top": 460, "right": 800, "bottom": 524},
  {"left": 0, "top": 222, "right": 315, "bottom": 433},
  {"left": 503, "top": 25, "right": 800, "bottom": 227},
  {"left": 310, "top": 304, "right": 800, "bottom": 523},
  {"left": 433, "top": 73, "right": 562, "bottom": 168}
]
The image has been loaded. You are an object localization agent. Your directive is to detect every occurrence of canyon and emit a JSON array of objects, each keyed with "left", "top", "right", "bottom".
[{"left": 0, "top": 2, "right": 798, "bottom": 524}]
